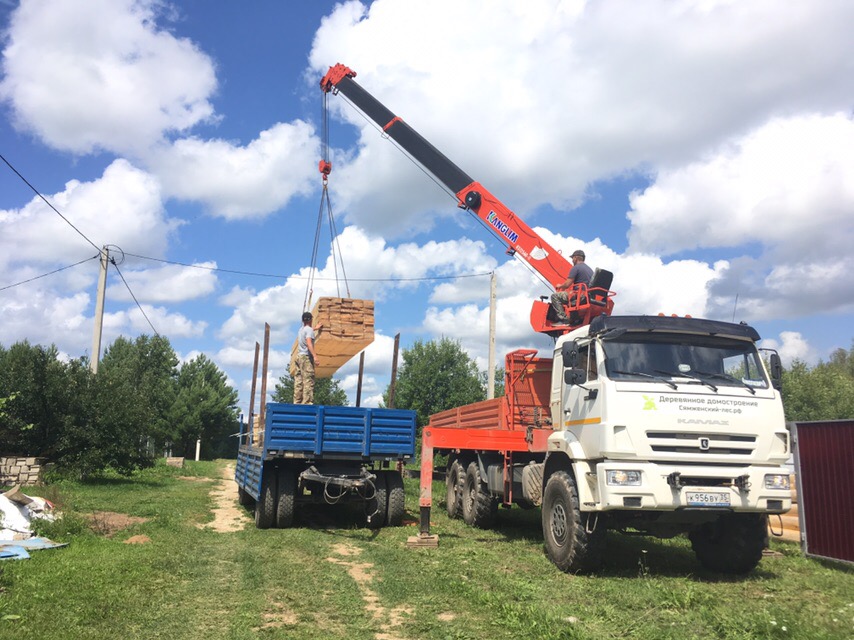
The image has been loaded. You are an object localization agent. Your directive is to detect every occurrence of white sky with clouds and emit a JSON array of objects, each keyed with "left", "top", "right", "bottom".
[{"left": 2, "top": 0, "right": 853, "bottom": 414}]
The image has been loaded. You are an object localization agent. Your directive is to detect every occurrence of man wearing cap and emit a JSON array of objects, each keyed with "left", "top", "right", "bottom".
[
  {"left": 550, "top": 249, "right": 593, "bottom": 325},
  {"left": 294, "top": 312, "right": 323, "bottom": 404}
]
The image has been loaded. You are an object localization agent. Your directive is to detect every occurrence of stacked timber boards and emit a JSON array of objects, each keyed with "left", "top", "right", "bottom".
[{"left": 289, "top": 297, "right": 374, "bottom": 379}]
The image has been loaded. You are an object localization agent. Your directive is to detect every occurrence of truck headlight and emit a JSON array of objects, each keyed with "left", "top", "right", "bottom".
[
  {"left": 606, "top": 470, "right": 641, "bottom": 486},
  {"left": 764, "top": 474, "right": 790, "bottom": 490}
]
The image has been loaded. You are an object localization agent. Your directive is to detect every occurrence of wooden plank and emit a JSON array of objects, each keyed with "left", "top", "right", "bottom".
[{"left": 289, "top": 297, "right": 375, "bottom": 379}]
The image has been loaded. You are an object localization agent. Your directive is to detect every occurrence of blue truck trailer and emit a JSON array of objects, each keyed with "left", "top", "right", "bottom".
[{"left": 235, "top": 403, "right": 417, "bottom": 529}]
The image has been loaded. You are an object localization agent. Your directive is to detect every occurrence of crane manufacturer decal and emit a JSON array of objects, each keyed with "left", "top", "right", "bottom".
[{"left": 486, "top": 211, "right": 519, "bottom": 244}]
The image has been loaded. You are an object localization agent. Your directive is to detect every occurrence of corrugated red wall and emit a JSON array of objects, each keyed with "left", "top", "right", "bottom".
[{"left": 794, "top": 420, "right": 854, "bottom": 564}]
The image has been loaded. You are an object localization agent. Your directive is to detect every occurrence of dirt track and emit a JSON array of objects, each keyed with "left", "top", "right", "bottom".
[{"left": 199, "top": 463, "right": 250, "bottom": 532}]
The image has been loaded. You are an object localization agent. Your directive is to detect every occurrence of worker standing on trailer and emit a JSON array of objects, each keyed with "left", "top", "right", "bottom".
[{"left": 294, "top": 312, "right": 322, "bottom": 404}]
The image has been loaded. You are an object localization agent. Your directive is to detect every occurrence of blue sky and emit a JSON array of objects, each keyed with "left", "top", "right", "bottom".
[{"left": 2, "top": 0, "right": 853, "bottom": 413}]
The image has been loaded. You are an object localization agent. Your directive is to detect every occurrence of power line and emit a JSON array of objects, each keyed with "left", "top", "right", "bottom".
[
  {"left": 0, "top": 254, "right": 100, "bottom": 292},
  {"left": 110, "top": 258, "right": 160, "bottom": 337},
  {"left": 122, "top": 251, "right": 492, "bottom": 282},
  {"left": 0, "top": 153, "right": 101, "bottom": 252}
]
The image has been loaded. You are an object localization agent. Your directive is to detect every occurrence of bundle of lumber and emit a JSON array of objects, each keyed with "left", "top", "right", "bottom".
[{"left": 289, "top": 297, "right": 374, "bottom": 379}]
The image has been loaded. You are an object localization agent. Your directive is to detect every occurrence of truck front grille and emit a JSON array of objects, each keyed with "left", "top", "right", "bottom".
[{"left": 646, "top": 431, "right": 756, "bottom": 456}]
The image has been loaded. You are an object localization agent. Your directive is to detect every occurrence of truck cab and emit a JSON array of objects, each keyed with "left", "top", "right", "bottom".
[{"left": 540, "top": 314, "right": 791, "bottom": 572}]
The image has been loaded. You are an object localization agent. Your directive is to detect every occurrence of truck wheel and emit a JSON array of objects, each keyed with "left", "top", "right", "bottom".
[
  {"left": 275, "top": 469, "right": 296, "bottom": 528},
  {"left": 445, "top": 459, "right": 464, "bottom": 519},
  {"left": 461, "top": 461, "right": 497, "bottom": 528},
  {"left": 385, "top": 471, "right": 406, "bottom": 527},
  {"left": 542, "top": 471, "right": 604, "bottom": 573},
  {"left": 237, "top": 486, "right": 254, "bottom": 507},
  {"left": 689, "top": 513, "right": 767, "bottom": 574},
  {"left": 366, "top": 472, "right": 388, "bottom": 529},
  {"left": 255, "top": 468, "right": 277, "bottom": 529}
]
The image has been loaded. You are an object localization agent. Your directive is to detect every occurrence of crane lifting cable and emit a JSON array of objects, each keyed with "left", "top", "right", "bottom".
[{"left": 304, "top": 91, "right": 351, "bottom": 313}]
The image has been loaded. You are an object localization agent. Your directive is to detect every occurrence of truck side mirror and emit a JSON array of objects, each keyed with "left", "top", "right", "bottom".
[
  {"left": 562, "top": 341, "right": 580, "bottom": 368},
  {"left": 565, "top": 367, "right": 587, "bottom": 386},
  {"left": 769, "top": 352, "right": 783, "bottom": 391}
]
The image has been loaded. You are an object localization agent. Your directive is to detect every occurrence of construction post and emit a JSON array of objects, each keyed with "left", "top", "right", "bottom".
[
  {"left": 487, "top": 270, "right": 496, "bottom": 399},
  {"left": 388, "top": 333, "right": 400, "bottom": 409},
  {"left": 356, "top": 351, "right": 365, "bottom": 407},
  {"left": 89, "top": 246, "right": 109, "bottom": 374},
  {"left": 248, "top": 342, "right": 260, "bottom": 445},
  {"left": 259, "top": 323, "right": 271, "bottom": 429}
]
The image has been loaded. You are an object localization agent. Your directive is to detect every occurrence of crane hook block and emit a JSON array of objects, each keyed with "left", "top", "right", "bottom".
[
  {"left": 464, "top": 190, "right": 482, "bottom": 210},
  {"left": 319, "top": 160, "right": 332, "bottom": 176}
]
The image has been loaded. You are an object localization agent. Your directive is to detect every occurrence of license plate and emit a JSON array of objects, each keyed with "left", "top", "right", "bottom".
[{"left": 686, "top": 491, "right": 731, "bottom": 507}]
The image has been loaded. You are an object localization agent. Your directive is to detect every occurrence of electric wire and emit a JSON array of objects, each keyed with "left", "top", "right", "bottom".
[
  {"left": 110, "top": 258, "right": 160, "bottom": 336},
  {"left": 0, "top": 152, "right": 101, "bottom": 252},
  {"left": 0, "top": 254, "right": 99, "bottom": 292},
  {"left": 2, "top": 156, "right": 162, "bottom": 337},
  {"left": 121, "top": 252, "right": 491, "bottom": 282}
]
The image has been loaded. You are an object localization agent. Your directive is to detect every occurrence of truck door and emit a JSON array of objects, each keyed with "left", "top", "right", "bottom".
[{"left": 563, "top": 342, "right": 603, "bottom": 433}]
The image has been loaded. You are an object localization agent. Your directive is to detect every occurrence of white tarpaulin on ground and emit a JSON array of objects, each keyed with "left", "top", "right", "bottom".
[{"left": 0, "top": 485, "right": 56, "bottom": 541}]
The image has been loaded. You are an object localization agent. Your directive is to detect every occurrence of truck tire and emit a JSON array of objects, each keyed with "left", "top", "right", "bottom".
[
  {"left": 237, "top": 486, "right": 253, "bottom": 507},
  {"left": 542, "top": 471, "right": 604, "bottom": 573},
  {"left": 461, "top": 461, "right": 497, "bottom": 528},
  {"left": 255, "top": 468, "right": 276, "bottom": 529},
  {"left": 366, "top": 472, "right": 388, "bottom": 529},
  {"left": 445, "top": 459, "right": 464, "bottom": 519},
  {"left": 689, "top": 513, "right": 767, "bottom": 574},
  {"left": 385, "top": 471, "right": 406, "bottom": 527},
  {"left": 275, "top": 469, "right": 296, "bottom": 528}
]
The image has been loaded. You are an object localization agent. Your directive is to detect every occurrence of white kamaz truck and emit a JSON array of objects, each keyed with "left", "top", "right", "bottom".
[{"left": 421, "top": 314, "right": 792, "bottom": 573}]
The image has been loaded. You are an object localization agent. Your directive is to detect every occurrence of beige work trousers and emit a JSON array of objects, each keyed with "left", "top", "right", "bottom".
[{"left": 293, "top": 353, "right": 315, "bottom": 404}]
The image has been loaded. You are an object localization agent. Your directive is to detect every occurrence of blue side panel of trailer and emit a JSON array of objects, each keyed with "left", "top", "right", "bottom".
[
  {"left": 263, "top": 403, "right": 416, "bottom": 458},
  {"left": 236, "top": 403, "right": 416, "bottom": 496}
]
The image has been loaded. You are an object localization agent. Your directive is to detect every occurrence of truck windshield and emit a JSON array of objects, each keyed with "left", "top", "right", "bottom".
[{"left": 601, "top": 333, "right": 769, "bottom": 390}]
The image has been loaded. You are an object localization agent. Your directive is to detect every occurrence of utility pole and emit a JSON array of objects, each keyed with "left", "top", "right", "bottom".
[
  {"left": 487, "top": 271, "right": 496, "bottom": 399},
  {"left": 90, "top": 246, "right": 109, "bottom": 374}
]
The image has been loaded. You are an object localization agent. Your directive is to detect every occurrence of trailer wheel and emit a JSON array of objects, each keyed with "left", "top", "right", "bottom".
[
  {"left": 366, "top": 472, "right": 388, "bottom": 529},
  {"left": 237, "top": 486, "right": 253, "bottom": 507},
  {"left": 445, "top": 459, "right": 464, "bottom": 519},
  {"left": 275, "top": 469, "right": 296, "bottom": 528},
  {"left": 542, "top": 471, "right": 604, "bottom": 573},
  {"left": 689, "top": 513, "right": 767, "bottom": 574},
  {"left": 255, "top": 468, "right": 277, "bottom": 529},
  {"left": 385, "top": 471, "right": 406, "bottom": 527},
  {"left": 461, "top": 461, "right": 497, "bottom": 528}
]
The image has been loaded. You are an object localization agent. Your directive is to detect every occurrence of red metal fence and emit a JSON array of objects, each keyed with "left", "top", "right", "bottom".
[{"left": 793, "top": 419, "right": 854, "bottom": 565}]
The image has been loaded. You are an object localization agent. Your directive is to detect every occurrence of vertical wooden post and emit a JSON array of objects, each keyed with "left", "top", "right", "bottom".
[
  {"left": 248, "top": 342, "right": 260, "bottom": 445},
  {"left": 356, "top": 351, "right": 365, "bottom": 407},
  {"left": 259, "top": 323, "right": 271, "bottom": 429},
  {"left": 388, "top": 332, "right": 400, "bottom": 409}
]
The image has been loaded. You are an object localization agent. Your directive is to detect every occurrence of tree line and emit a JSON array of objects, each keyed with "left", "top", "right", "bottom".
[{"left": 0, "top": 335, "right": 239, "bottom": 478}]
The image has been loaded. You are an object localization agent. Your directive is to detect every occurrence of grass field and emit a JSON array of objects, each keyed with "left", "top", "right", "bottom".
[{"left": 0, "top": 459, "right": 851, "bottom": 640}]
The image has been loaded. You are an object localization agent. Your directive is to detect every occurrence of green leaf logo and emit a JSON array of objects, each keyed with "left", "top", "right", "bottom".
[{"left": 642, "top": 395, "right": 657, "bottom": 411}]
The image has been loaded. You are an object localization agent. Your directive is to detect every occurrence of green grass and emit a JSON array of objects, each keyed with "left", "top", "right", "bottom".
[{"left": 0, "top": 459, "right": 851, "bottom": 639}]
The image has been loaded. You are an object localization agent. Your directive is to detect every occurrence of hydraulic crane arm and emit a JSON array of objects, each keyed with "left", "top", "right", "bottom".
[
  {"left": 320, "top": 64, "right": 572, "bottom": 289},
  {"left": 321, "top": 64, "right": 614, "bottom": 335}
]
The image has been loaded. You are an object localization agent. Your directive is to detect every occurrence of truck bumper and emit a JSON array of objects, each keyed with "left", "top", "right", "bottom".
[{"left": 587, "top": 462, "right": 792, "bottom": 513}]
